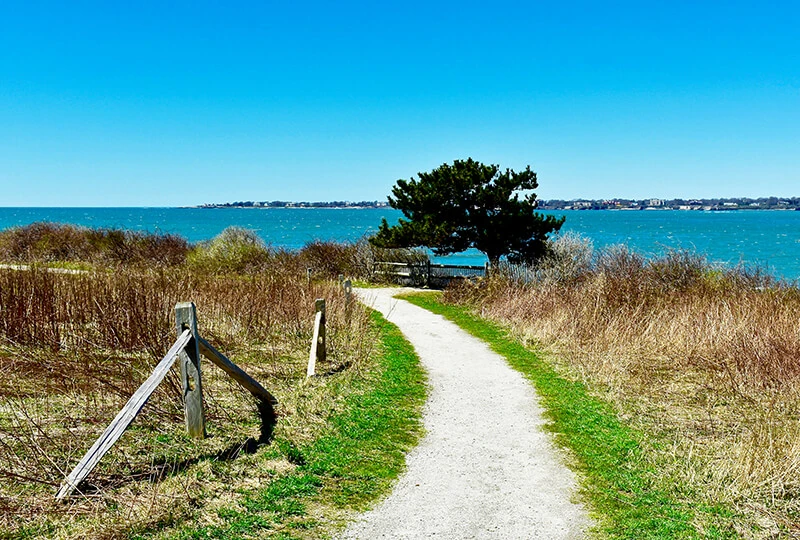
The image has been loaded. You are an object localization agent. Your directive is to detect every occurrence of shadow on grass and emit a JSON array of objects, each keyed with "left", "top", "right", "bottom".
[{"left": 74, "top": 400, "right": 277, "bottom": 496}]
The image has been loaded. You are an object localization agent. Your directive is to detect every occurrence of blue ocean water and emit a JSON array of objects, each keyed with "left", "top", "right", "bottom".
[{"left": 0, "top": 207, "right": 798, "bottom": 280}]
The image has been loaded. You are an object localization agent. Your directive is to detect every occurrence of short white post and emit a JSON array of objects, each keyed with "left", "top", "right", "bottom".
[
  {"left": 344, "top": 279, "right": 353, "bottom": 313},
  {"left": 307, "top": 299, "right": 326, "bottom": 377}
]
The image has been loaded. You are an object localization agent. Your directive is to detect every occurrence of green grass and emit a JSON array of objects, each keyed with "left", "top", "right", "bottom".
[
  {"left": 149, "top": 309, "right": 427, "bottom": 539},
  {"left": 349, "top": 279, "right": 395, "bottom": 289},
  {"left": 401, "top": 292, "right": 738, "bottom": 539}
]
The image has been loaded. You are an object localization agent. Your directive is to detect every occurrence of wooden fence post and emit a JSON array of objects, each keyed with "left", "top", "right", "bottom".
[
  {"left": 175, "top": 302, "right": 206, "bottom": 438},
  {"left": 344, "top": 279, "right": 353, "bottom": 314},
  {"left": 306, "top": 299, "right": 326, "bottom": 377}
]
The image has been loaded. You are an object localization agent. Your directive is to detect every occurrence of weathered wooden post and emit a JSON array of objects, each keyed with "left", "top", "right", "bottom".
[
  {"left": 344, "top": 279, "right": 353, "bottom": 314},
  {"left": 307, "top": 267, "right": 312, "bottom": 285},
  {"left": 484, "top": 261, "right": 490, "bottom": 279},
  {"left": 56, "top": 302, "right": 278, "bottom": 500},
  {"left": 175, "top": 302, "right": 206, "bottom": 438},
  {"left": 306, "top": 299, "right": 326, "bottom": 377}
]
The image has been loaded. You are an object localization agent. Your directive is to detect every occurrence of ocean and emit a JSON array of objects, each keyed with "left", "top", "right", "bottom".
[{"left": 0, "top": 207, "right": 798, "bottom": 280}]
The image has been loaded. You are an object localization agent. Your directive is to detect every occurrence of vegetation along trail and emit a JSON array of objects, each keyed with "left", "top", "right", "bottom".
[{"left": 340, "top": 288, "right": 591, "bottom": 539}]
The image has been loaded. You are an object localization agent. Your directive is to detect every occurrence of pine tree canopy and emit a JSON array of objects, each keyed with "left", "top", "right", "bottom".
[{"left": 371, "top": 158, "right": 565, "bottom": 264}]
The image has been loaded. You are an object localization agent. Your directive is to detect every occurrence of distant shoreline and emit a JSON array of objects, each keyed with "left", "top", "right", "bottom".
[
  {"left": 197, "top": 197, "right": 800, "bottom": 211},
  {"left": 197, "top": 201, "right": 389, "bottom": 210},
  {"left": 539, "top": 196, "right": 800, "bottom": 211}
]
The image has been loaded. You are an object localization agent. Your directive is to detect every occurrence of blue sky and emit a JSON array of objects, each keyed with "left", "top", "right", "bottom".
[{"left": 1, "top": 1, "right": 798, "bottom": 206}]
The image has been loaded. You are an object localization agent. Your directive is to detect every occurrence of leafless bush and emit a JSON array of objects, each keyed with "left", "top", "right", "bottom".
[
  {"left": 299, "top": 240, "right": 364, "bottom": 279},
  {"left": 0, "top": 222, "right": 189, "bottom": 266}
]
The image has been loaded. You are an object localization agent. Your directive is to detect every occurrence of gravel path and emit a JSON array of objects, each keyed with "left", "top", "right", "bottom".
[{"left": 339, "top": 288, "right": 591, "bottom": 539}]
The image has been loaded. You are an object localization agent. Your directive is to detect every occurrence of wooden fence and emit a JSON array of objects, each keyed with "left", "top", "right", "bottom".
[
  {"left": 55, "top": 302, "right": 276, "bottom": 501},
  {"left": 373, "top": 261, "right": 488, "bottom": 287},
  {"left": 56, "top": 278, "right": 352, "bottom": 500}
]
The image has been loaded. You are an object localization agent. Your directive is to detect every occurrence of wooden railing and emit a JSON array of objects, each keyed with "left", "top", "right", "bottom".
[
  {"left": 373, "top": 261, "right": 488, "bottom": 287},
  {"left": 55, "top": 302, "right": 276, "bottom": 501},
  {"left": 57, "top": 277, "right": 354, "bottom": 500}
]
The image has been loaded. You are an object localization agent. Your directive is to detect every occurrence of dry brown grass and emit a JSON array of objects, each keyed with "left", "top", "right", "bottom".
[
  {"left": 0, "top": 252, "right": 375, "bottom": 538},
  {"left": 446, "top": 239, "right": 800, "bottom": 536}
]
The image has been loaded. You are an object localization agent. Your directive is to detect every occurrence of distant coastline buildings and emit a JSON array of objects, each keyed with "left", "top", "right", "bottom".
[
  {"left": 199, "top": 197, "right": 800, "bottom": 211},
  {"left": 199, "top": 200, "right": 390, "bottom": 209},
  {"left": 538, "top": 196, "right": 800, "bottom": 211}
]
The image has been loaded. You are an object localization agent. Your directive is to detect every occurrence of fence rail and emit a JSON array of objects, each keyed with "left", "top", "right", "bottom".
[
  {"left": 55, "top": 329, "right": 193, "bottom": 500},
  {"left": 56, "top": 302, "right": 275, "bottom": 501},
  {"left": 373, "top": 260, "right": 488, "bottom": 287}
]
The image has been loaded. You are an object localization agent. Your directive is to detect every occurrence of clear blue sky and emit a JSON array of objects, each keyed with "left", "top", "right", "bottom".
[{"left": 1, "top": 1, "right": 798, "bottom": 206}]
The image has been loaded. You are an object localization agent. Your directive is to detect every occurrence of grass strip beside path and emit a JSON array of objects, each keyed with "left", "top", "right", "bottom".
[
  {"left": 154, "top": 310, "right": 426, "bottom": 540},
  {"left": 402, "top": 292, "right": 736, "bottom": 539}
]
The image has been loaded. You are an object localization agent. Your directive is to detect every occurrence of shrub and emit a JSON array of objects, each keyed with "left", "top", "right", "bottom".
[
  {"left": 299, "top": 240, "right": 362, "bottom": 279},
  {"left": 497, "top": 232, "right": 595, "bottom": 285},
  {"left": 0, "top": 222, "right": 189, "bottom": 266},
  {"left": 187, "top": 227, "right": 272, "bottom": 273},
  {"left": 299, "top": 239, "right": 430, "bottom": 281}
]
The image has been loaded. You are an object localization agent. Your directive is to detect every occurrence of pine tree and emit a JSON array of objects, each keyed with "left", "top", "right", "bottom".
[{"left": 371, "top": 158, "right": 565, "bottom": 264}]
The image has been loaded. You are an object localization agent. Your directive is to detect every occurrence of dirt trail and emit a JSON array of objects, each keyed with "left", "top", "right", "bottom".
[{"left": 339, "top": 288, "right": 591, "bottom": 539}]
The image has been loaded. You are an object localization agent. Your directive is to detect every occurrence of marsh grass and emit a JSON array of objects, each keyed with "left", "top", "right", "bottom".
[
  {"left": 0, "top": 226, "right": 390, "bottom": 538},
  {"left": 446, "top": 236, "right": 800, "bottom": 536}
]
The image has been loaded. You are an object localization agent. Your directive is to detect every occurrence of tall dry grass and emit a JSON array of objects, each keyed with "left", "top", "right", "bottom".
[
  {"left": 0, "top": 228, "right": 377, "bottom": 537},
  {"left": 446, "top": 234, "right": 800, "bottom": 536}
]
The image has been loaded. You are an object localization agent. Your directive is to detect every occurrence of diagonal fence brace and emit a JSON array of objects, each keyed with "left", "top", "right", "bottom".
[{"left": 55, "top": 330, "right": 192, "bottom": 501}]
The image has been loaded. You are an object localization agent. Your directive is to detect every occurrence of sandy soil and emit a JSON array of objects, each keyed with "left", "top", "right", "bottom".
[{"left": 338, "top": 288, "right": 591, "bottom": 539}]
